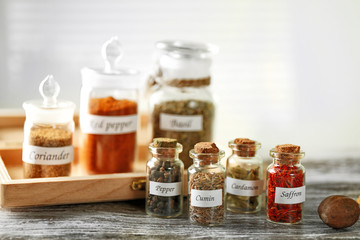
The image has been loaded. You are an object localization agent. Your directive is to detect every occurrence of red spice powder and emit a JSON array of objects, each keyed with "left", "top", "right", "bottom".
[{"left": 80, "top": 97, "right": 137, "bottom": 174}]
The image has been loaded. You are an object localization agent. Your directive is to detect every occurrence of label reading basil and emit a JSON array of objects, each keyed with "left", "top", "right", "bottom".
[
  {"left": 80, "top": 114, "right": 137, "bottom": 134},
  {"left": 226, "top": 177, "right": 264, "bottom": 197},
  {"left": 149, "top": 181, "right": 182, "bottom": 197},
  {"left": 22, "top": 144, "right": 74, "bottom": 165},
  {"left": 160, "top": 113, "right": 202, "bottom": 132},
  {"left": 274, "top": 186, "right": 306, "bottom": 204},
  {"left": 190, "top": 189, "right": 222, "bottom": 207}
]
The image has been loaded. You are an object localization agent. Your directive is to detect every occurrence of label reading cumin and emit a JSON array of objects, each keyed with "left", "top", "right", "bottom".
[
  {"left": 190, "top": 189, "right": 222, "bottom": 207},
  {"left": 22, "top": 144, "right": 74, "bottom": 165},
  {"left": 274, "top": 186, "right": 306, "bottom": 204},
  {"left": 160, "top": 113, "right": 203, "bottom": 132},
  {"left": 80, "top": 114, "right": 137, "bottom": 135},
  {"left": 149, "top": 181, "right": 182, "bottom": 197},
  {"left": 226, "top": 177, "right": 264, "bottom": 197}
]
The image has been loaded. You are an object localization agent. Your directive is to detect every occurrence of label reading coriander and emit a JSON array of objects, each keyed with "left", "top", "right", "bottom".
[
  {"left": 226, "top": 177, "right": 264, "bottom": 197},
  {"left": 190, "top": 189, "right": 222, "bottom": 207},
  {"left": 274, "top": 186, "right": 306, "bottom": 204},
  {"left": 22, "top": 144, "right": 74, "bottom": 165},
  {"left": 149, "top": 181, "right": 182, "bottom": 197},
  {"left": 160, "top": 113, "right": 202, "bottom": 132},
  {"left": 80, "top": 114, "right": 137, "bottom": 134}
]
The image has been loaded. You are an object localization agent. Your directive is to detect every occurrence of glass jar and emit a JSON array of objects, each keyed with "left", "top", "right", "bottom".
[
  {"left": 146, "top": 138, "right": 184, "bottom": 218},
  {"left": 188, "top": 142, "right": 225, "bottom": 226},
  {"left": 79, "top": 37, "right": 140, "bottom": 174},
  {"left": 150, "top": 40, "right": 218, "bottom": 169},
  {"left": 22, "top": 75, "right": 75, "bottom": 178},
  {"left": 226, "top": 138, "right": 263, "bottom": 213},
  {"left": 267, "top": 144, "right": 306, "bottom": 224}
]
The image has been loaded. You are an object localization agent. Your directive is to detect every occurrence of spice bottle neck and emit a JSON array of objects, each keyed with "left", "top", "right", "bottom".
[
  {"left": 228, "top": 140, "right": 261, "bottom": 158},
  {"left": 269, "top": 149, "right": 305, "bottom": 166},
  {"left": 149, "top": 143, "right": 182, "bottom": 160}
]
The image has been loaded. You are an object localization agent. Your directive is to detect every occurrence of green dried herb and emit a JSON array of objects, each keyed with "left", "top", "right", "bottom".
[{"left": 152, "top": 100, "right": 214, "bottom": 168}]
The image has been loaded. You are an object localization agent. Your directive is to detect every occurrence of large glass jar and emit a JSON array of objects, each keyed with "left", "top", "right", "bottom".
[
  {"left": 79, "top": 37, "right": 140, "bottom": 174},
  {"left": 267, "top": 144, "right": 306, "bottom": 224},
  {"left": 188, "top": 142, "right": 225, "bottom": 226},
  {"left": 22, "top": 75, "right": 75, "bottom": 178},
  {"left": 150, "top": 40, "right": 218, "bottom": 169},
  {"left": 146, "top": 138, "right": 184, "bottom": 218},
  {"left": 226, "top": 138, "right": 263, "bottom": 213}
]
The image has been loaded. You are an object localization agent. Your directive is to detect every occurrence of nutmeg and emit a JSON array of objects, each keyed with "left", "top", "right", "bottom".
[{"left": 318, "top": 195, "right": 360, "bottom": 229}]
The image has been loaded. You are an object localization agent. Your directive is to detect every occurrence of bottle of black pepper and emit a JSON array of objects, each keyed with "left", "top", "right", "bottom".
[{"left": 146, "top": 138, "right": 184, "bottom": 218}]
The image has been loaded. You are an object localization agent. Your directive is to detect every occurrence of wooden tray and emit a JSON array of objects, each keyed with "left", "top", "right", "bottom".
[
  {"left": 0, "top": 148, "right": 148, "bottom": 208},
  {"left": 0, "top": 112, "right": 190, "bottom": 208}
]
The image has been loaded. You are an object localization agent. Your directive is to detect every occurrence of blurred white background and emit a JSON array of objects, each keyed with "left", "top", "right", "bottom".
[{"left": 0, "top": 0, "right": 359, "bottom": 160}]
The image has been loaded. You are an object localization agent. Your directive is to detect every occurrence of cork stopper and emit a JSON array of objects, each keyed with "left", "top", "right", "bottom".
[
  {"left": 275, "top": 144, "right": 300, "bottom": 153},
  {"left": 271, "top": 144, "right": 303, "bottom": 165},
  {"left": 150, "top": 138, "right": 181, "bottom": 159},
  {"left": 153, "top": 138, "right": 177, "bottom": 148},
  {"left": 192, "top": 142, "right": 221, "bottom": 166},
  {"left": 194, "top": 142, "right": 219, "bottom": 153},
  {"left": 232, "top": 138, "right": 257, "bottom": 157},
  {"left": 234, "top": 138, "right": 255, "bottom": 145}
]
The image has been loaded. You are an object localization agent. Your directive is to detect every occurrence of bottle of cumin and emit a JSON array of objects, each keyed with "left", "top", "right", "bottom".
[
  {"left": 22, "top": 75, "right": 75, "bottom": 178},
  {"left": 188, "top": 142, "right": 225, "bottom": 226},
  {"left": 79, "top": 37, "right": 140, "bottom": 174}
]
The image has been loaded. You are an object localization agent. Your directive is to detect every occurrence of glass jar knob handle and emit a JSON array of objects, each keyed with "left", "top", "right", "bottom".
[
  {"left": 39, "top": 75, "right": 60, "bottom": 108},
  {"left": 102, "top": 36, "right": 123, "bottom": 73}
]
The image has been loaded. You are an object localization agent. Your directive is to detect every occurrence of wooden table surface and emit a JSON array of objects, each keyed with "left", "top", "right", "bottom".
[{"left": 0, "top": 159, "right": 359, "bottom": 240}]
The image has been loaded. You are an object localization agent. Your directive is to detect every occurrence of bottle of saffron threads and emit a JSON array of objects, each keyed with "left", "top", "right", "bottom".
[{"left": 267, "top": 144, "right": 306, "bottom": 224}]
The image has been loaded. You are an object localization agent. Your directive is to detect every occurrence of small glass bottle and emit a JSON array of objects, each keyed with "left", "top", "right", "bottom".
[
  {"left": 79, "top": 37, "right": 140, "bottom": 174},
  {"left": 267, "top": 144, "right": 306, "bottom": 224},
  {"left": 226, "top": 138, "right": 263, "bottom": 213},
  {"left": 22, "top": 75, "right": 75, "bottom": 178},
  {"left": 188, "top": 142, "right": 225, "bottom": 226},
  {"left": 146, "top": 138, "right": 184, "bottom": 218},
  {"left": 150, "top": 41, "right": 218, "bottom": 169}
]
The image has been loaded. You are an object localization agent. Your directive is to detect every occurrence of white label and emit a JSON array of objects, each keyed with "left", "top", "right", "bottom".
[
  {"left": 160, "top": 113, "right": 202, "bottom": 132},
  {"left": 80, "top": 114, "right": 137, "bottom": 134},
  {"left": 22, "top": 144, "right": 74, "bottom": 165},
  {"left": 274, "top": 186, "right": 306, "bottom": 204},
  {"left": 190, "top": 189, "right": 222, "bottom": 208},
  {"left": 149, "top": 181, "right": 182, "bottom": 197},
  {"left": 226, "top": 177, "right": 264, "bottom": 197}
]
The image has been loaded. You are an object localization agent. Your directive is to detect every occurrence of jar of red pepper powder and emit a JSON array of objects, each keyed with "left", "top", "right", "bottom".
[{"left": 266, "top": 144, "right": 306, "bottom": 224}]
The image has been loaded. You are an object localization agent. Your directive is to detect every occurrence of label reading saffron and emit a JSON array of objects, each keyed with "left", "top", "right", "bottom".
[
  {"left": 22, "top": 144, "right": 74, "bottom": 165},
  {"left": 80, "top": 114, "right": 137, "bottom": 134},
  {"left": 160, "top": 113, "right": 202, "bottom": 132},
  {"left": 149, "top": 181, "right": 182, "bottom": 197},
  {"left": 274, "top": 186, "right": 306, "bottom": 204},
  {"left": 226, "top": 177, "right": 264, "bottom": 197},
  {"left": 190, "top": 189, "right": 222, "bottom": 207}
]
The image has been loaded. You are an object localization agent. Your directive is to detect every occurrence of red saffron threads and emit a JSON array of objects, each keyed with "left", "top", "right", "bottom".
[{"left": 267, "top": 163, "right": 305, "bottom": 224}]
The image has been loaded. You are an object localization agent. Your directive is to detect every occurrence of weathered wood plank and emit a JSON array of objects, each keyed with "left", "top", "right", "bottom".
[{"left": 0, "top": 160, "right": 359, "bottom": 239}]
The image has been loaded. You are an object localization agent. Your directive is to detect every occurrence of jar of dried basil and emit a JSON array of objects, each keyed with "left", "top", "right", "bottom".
[
  {"left": 22, "top": 75, "right": 75, "bottom": 178},
  {"left": 226, "top": 138, "right": 263, "bottom": 213},
  {"left": 188, "top": 142, "right": 225, "bottom": 226},
  {"left": 146, "top": 138, "right": 184, "bottom": 218},
  {"left": 150, "top": 41, "right": 218, "bottom": 169}
]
